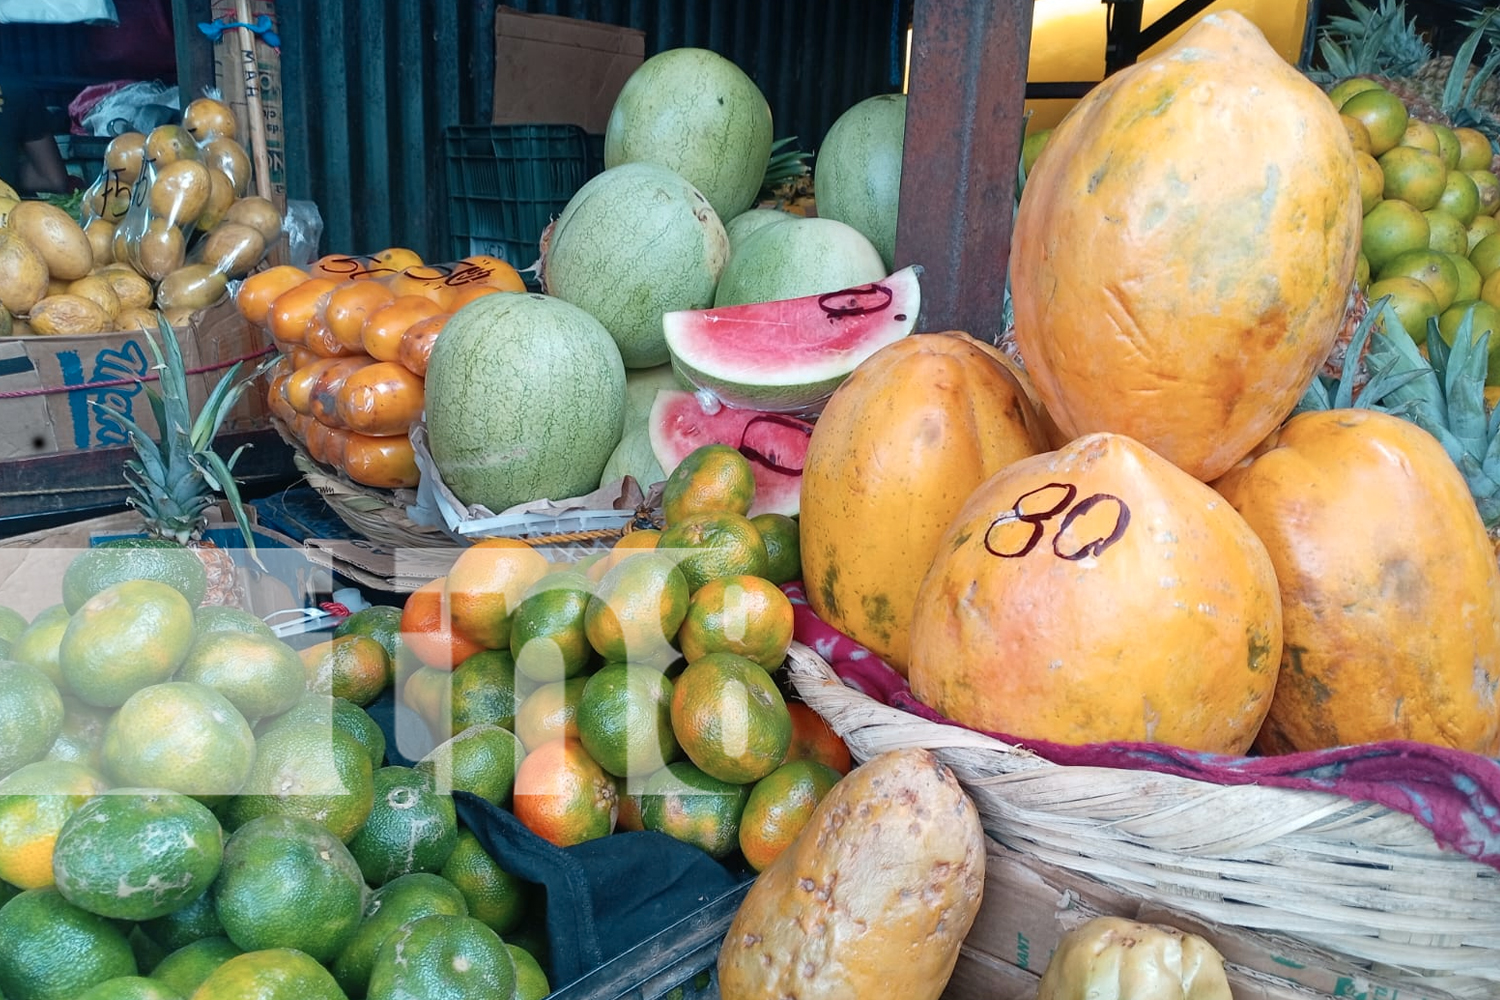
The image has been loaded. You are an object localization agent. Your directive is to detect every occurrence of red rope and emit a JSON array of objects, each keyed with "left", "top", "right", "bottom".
[
  {"left": 0, "top": 345, "right": 277, "bottom": 400},
  {"left": 319, "top": 601, "right": 353, "bottom": 618}
]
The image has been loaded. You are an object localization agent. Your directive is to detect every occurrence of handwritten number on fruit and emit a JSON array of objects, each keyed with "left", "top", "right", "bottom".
[{"left": 983, "top": 483, "right": 1130, "bottom": 561}]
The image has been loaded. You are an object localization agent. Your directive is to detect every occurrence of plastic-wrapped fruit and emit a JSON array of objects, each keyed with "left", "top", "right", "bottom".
[
  {"left": 87, "top": 176, "right": 133, "bottom": 222},
  {"left": 285, "top": 359, "right": 342, "bottom": 415},
  {"left": 156, "top": 263, "right": 229, "bottom": 314},
  {"left": 397, "top": 312, "right": 449, "bottom": 377},
  {"left": 267, "top": 276, "right": 337, "bottom": 345},
  {"left": 1037, "top": 917, "right": 1231, "bottom": 1000},
  {"left": 225, "top": 196, "right": 284, "bottom": 244},
  {"left": 183, "top": 96, "right": 238, "bottom": 143},
  {"left": 202, "top": 137, "right": 252, "bottom": 197},
  {"left": 304, "top": 316, "right": 359, "bottom": 358},
  {"left": 335, "top": 361, "right": 426, "bottom": 437},
  {"left": 83, "top": 218, "right": 115, "bottom": 265},
  {"left": 195, "top": 167, "right": 238, "bottom": 231},
  {"left": 199, "top": 222, "right": 266, "bottom": 278},
  {"left": 136, "top": 218, "right": 187, "bottom": 280},
  {"left": 236, "top": 264, "right": 309, "bottom": 327},
  {"left": 268, "top": 373, "right": 297, "bottom": 425},
  {"left": 342, "top": 432, "right": 420, "bottom": 488},
  {"left": 326, "top": 280, "right": 396, "bottom": 351},
  {"left": 103, "top": 131, "right": 148, "bottom": 181},
  {"left": 149, "top": 159, "right": 213, "bottom": 228},
  {"left": 144, "top": 124, "right": 198, "bottom": 165},
  {"left": 310, "top": 356, "right": 374, "bottom": 427},
  {"left": 305, "top": 421, "right": 351, "bottom": 466},
  {"left": 362, "top": 295, "right": 442, "bottom": 361}
]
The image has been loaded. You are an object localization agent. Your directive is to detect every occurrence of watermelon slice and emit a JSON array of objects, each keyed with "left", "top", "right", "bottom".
[
  {"left": 662, "top": 265, "right": 922, "bottom": 414},
  {"left": 648, "top": 389, "right": 813, "bottom": 516}
]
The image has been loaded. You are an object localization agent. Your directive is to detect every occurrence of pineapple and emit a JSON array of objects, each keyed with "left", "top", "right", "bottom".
[
  {"left": 756, "top": 137, "right": 815, "bottom": 215},
  {"left": 98, "top": 313, "right": 274, "bottom": 607},
  {"left": 1298, "top": 298, "right": 1500, "bottom": 554},
  {"left": 1309, "top": 0, "right": 1500, "bottom": 135}
]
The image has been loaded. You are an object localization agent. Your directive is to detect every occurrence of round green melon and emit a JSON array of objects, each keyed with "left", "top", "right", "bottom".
[
  {"left": 544, "top": 163, "right": 729, "bottom": 368},
  {"left": 814, "top": 94, "right": 906, "bottom": 271},
  {"left": 604, "top": 48, "right": 773, "bottom": 222},
  {"left": 425, "top": 292, "right": 626, "bottom": 512},
  {"left": 725, "top": 209, "right": 795, "bottom": 253},
  {"left": 601, "top": 425, "right": 666, "bottom": 490},
  {"left": 713, "top": 217, "right": 887, "bottom": 307}
]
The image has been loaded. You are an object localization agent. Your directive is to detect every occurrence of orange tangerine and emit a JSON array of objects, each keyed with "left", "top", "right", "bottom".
[
  {"left": 512, "top": 738, "right": 618, "bottom": 847},
  {"left": 1378, "top": 144, "right": 1448, "bottom": 211},
  {"left": 267, "top": 276, "right": 337, "bottom": 344},
  {"left": 670, "top": 651, "right": 792, "bottom": 784},
  {"left": 1354, "top": 152, "right": 1384, "bottom": 214},
  {"left": 363, "top": 294, "right": 443, "bottom": 362},
  {"left": 397, "top": 312, "right": 450, "bottom": 377},
  {"left": 0, "top": 760, "right": 110, "bottom": 889},
  {"left": 1341, "top": 87, "right": 1409, "bottom": 156},
  {"left": 1469, "top": 169, "right": 1500, "bottom": 216},
  {"left": 588, "top": 528, "right": 662, "bottom": 582},
  {"left": 1340, "top": 114, "right": 1373, "bottom": 156},
  {"left": 1370, "top": 275, "right": 1441, "bottom": 345},
  {"left": 583, "top": 553, "right": 691, "bottom": 667},
  {"left": 661, "top": 444, "right": 755, "bottom": 524},
  {"left": 326, "top": 280, "right": 396, "bottom": 351},
  {"left": 514, "top": 676, "right": 588, "bottom": 751},
  {"left": 639, "top": 761, "right": 749, "bottom": 859},
  {"left": 1327, "top": 77, "right": 1384, "bottom": 109},
  {"left": 737, "top": 759, "right": 842, "bottom": 872},
  {"left": 748, "top": 513, "right": 800, "bottom": 585},
  {"left": 576, "top": 662, "right": 680, "bottom": 778},
  {"left": 1398, "top": 117, "right": 1441, "bottom": 156},
  {"left": 302, "top": 634, "right": 392, "bottom": 707},
  {"left": 1456, "top": 127, "right": 1495, "bottom": 171},
  {"left": 237, "top": 265, "right": 309, "bottom": 325},
  {"left": 785, "top": 701, "right": 853, "bottom": 774},
  {"left": 335, "top": 361, "right": 426, "bottom": 438},
  {"left": 1378, "top": 248, "right": 1460, "bottom": 311},
  {"left": 402, "top": 577, "right": 486, "bottom": 671},
  {"left": 676, "top": 574, "right": 794, "bottom": 668},
  {"left": 656, "top": 511, "right": 770, "bottom": 593},
  {"left": 1361, "top": 198, "right": 1431, "bottom": 272},
  {"left": 445, "top": 539, "right": 552, "bottom": 650}
]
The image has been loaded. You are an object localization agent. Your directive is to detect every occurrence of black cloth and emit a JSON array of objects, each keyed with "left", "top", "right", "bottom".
[
  {"left": 0, "top": 77, "right": 62, "bottom": 194},
  {"left": 365, "top": 689, "right": 751, "bottom": 988}
]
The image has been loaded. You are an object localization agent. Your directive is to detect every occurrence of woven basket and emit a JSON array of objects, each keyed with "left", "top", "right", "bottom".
[
  {"left": 291, "top": 450, "right": 452, "bottom": 550},
  {"left": 784, "top": 644, "right": 1500, "bottom": 997}
]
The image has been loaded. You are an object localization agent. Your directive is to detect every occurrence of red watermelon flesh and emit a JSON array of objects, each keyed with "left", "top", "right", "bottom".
[{"left": 648, "top": 389, "right": 813, "bottom": 516}]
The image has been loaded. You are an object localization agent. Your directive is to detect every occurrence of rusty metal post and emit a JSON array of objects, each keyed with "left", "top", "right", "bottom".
[{"left": 894, "top": 0, "right": 1034, "bottom": 343}]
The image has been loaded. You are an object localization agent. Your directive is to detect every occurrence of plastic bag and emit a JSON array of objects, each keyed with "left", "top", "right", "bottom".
[
  {"left": 79, "top": 79, "right": 178, "bottom": 137},
  {"left": 0, "top": 0, "right": 116, "bottom": 23}
]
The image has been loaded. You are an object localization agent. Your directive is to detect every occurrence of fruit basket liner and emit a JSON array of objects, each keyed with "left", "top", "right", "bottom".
[
  {"left": 778, "top": 584, "right": 1500, "bottom": 990},
  {"left": 364, "top": 690, "right": 752, "bottom": 990}
]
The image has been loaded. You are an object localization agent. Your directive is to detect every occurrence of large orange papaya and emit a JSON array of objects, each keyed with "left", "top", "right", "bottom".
[
  {"left": 1010, "top": 12, "right": 1361, "bottom": 482},
  {"left": 799, "top": 331, "right": 1049, "bottom": 675},
  {"left": 908, "top": 433, "right": 1281, "bottom": 753},
  {"left": 1213, "top": 409, "right": 1500, "bottom": 755}
]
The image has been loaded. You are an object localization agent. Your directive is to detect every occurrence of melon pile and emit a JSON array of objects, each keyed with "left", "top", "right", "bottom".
[
  {"left": 0, "top": 97, "right": 283, "bottom": 337},
  {"left": 801, "top": 11, "right": 1500, "bottom": 760}
]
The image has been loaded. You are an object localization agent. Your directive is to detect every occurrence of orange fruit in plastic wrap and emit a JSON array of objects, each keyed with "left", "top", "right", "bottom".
[
  {"left": 304, "top": 421, "right": 351, "bottom": 467},
  {"left": 309, "top": 356, "right": 374, "bottom": 428},
  {"left": 336, "top": 361, "right": 427, "bottom": 438},
  {"left": 402, "top": 577, "right": 485, "bottom": 671},
  {"left": 326, "top": 279, "right": 396, "bottom": 351},
  {"left": 283, "top": 358, "right": 339, "bottom": 416},
  {"left": 342, "top": 433, "right": 421, "bottom": 489},
  {"left": 303, "top": 316, "right": 360, "bottom": 358},
  {"left": 387, "top": 264, "right": 461, "bottom": 305},
  {"left": 397, "top": 312, "right": 450, "bottom": 377},
  {"left": 363, "top": 294, "right": 443, "bottom": 362},
  {"left": 445, "top": 284, "right": 503, "bottom": 311},
  {"left": 267, "top": 276, "right": 337, "bottom": 344}
]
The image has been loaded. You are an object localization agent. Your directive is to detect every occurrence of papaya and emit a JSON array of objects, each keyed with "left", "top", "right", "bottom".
[
  {"left": 799, "top": 331, "right": 1049, "bottom": 675},
  {"left": 717, "top": 747, "right": 984, "bottom": 1000},
  {"left": 1213, "top": 409, "right": 1500, "bottom": 755},
  {"left": 1037, "top": 917, "right": 1232, "bottom": 1000},
  {"left": 908, "top": 432, "right": 1281, "bottom": 754},
  {"left": 1010, "top": 12, "right": 1361, "bottom": 482}
]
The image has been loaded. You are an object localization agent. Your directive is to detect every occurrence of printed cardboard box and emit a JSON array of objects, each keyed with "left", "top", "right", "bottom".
[
  {"left": 491, "top": 7, "right": 644, "bottom": 134},
  {"left": 0, "top": 300, "right": 271, "bottom": 461}
]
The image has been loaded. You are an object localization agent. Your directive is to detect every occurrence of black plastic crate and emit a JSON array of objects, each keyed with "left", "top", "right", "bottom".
[{"left": 444, "top": 123, "right": 603, "bottom": 278}]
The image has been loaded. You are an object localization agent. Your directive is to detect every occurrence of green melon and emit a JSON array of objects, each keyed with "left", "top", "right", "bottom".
[
  {"left": 622, "top": 365, "right": 688, "bottom": 427},
  {"left": 601, "top": 424, "right": 667, "bottom": 490},
  {"left": 725, "top": 208, "right": 795, "bottom": 253},
  {"left": 425, "top": 292, "right": 626, "bottom": 512},
  {"left": 713, "top": 217, "right": 886, "bottom": 307},
  {"left": 544, "top": 163, "right": 729, "bottom": 368},
  {"left": 604, "top": 48, "right": 773, "bottom": 223},
  {"left": 815, "top": 94, "right": 906, "bottom": 271}
]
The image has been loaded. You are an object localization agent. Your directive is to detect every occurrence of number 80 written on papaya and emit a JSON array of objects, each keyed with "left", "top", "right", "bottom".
[{"left": 983, "top": 482, "right": 1130, "bottom": 561}]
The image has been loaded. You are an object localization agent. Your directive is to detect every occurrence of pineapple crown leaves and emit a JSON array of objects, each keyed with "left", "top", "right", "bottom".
[
  {"left": 1441, "top": 7, "right": 1500, "bottom": 120},
  {"left": 761, "top": 136, "right": 812, "bottom": 192},
  {"left": 1329, "top": 297, "right": 1500, "bottom": 528},
  {"left": 1310, "top": 0, "right": 1431, "bottom": 83},
  {"left": 1294, "top": 299, "right": 1429, "bottom": 414},
  {"left": 92, "top": 312, "right": 278, "bottom": 561}
]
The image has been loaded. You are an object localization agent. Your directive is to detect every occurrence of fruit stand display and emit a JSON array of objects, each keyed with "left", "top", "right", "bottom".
[{"left": 5, "top": 3, "right": 1500, "bottom": 1000}]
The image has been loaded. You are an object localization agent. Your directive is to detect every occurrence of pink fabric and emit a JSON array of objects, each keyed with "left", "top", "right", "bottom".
[
  {"left": 67, "top": 80, "right": 137, "bottom": 135},
  {"left": 783, "top": 582, "right": 1500, "bottom": 871}
]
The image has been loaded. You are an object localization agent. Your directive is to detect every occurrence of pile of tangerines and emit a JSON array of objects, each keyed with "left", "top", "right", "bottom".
[
  {"left": 395, "top": 441, "right": 850, "bottom": 871},
  {"left": 235, "top": 248, "right": 529, "bottom": 489}
]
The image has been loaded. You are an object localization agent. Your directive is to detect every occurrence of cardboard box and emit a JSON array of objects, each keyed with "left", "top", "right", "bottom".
[
  {"left": 0, "top": 300, "right": 272, "bottom": 461},
  {"left": 491, "top": 7, "right": 644, "bottom": 134},
  {"left": 209, "top": 0, "right": 288, "bottom": 261},
  {"left": 942, "top": 840, "right": 1466, "bottom": 1000}
]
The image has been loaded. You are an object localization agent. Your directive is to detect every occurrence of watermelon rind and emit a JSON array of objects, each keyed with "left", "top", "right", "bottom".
[
  {"left": 814, "top": 94, "right": 906, "bottom": 272},
  {"left": 545, "top": 162, "right": 730, "bottom": 369},
  {"left": 424, "top": 292, "right": 627, "bottom": 512},
  {"left": 712, "top": 216, "right": 887, "bottom": 308},
  {"left": 604, "top": 48, "right": 774, "bottom": 223},
  {"left": 725, "top": 208, "right": 795, "bottom": 253},
  {"left": 662, "top": 266, "right": 922, "bottom": 413}
]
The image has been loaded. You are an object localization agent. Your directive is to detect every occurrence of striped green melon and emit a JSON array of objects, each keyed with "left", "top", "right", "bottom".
[
  {"left": 424, "top": 293, "right": 626, "bottom": 512},
  {"left": 815, "top": 94, "right": 906, "bottom": 271},
  {"left": 600, "top": 367, "right": 682, "bottom": 489},
  {"left": 605, "top": 48, "right": 773, "bottom": 222},
  {"left": 544, "top": 162, "right": 729, "bottom": 368},
  {"left": 713, "top": 217, "right": 886, "bottom": 308},
  {"left": 725, "top": 209, "right": 795, "bottom": 253}
]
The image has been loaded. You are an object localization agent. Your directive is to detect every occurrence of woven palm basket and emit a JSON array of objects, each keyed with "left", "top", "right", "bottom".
[{"left": 784, "top": 644, "right": 1500, "bottom": 998}]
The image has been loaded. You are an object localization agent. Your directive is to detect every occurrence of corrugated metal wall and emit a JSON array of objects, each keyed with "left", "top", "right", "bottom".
[{"left": 277, "top": 0, "right": 905, "bottom": 259}]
